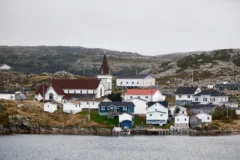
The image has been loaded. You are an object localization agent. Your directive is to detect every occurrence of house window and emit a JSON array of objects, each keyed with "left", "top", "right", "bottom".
[
  {"left": 160, "top": 114, "right": 163, "bottom": 116},
  {"left": 185, "top": 118, "right": 187, "bottom": 121},
  {"left": 87, "top": 102, "right": 89, "bottom": 105},
  {"left": 150, "top": 114, "right": 152, "bottom": 116},
  {"left": 123, "top": 107, "right": 127, "bottom": 111},
  {"left": 179, "top": 95, "right": 182, "bottom": 98},
  {"left": 101, "top": 107, "right": 105, "bottom": 111},
  {"left": 76, "top": 105, "right": 77, "bottom": 107},
  {"left": 213, "top": 98, "right": 216, "bottom": 101},
  {"left": 137, "top": 82, "right": 139, "bottom": 84},
  {"left": 187, "top": 95, "right": 190, "bottom": 98},
  {"left": 203, "top": 98, "right": 207, "bottom": 101},
  {"left": 132, "top": 82, "right": 134, "bottom": 84},
  {"left": 207, "top": 117, "right": 210, "bottom": 120},
  {"left": 138, "top": 96, "right": 140, "bottom": 98},
  {"left": 126, "top": 82, "right": 128, "bottom": 84},
  {"left": 93, "top": 102, "right": 94, "bottom": 105},
  {"left": 177, "top": 118, "right": 179, "bottom": 121},
  {"left": 145, "top": 96, "right": 148, "bottom": 98},
  {"left": 130, "top": 96, "right": 133, "bottom": 98},
  {"left": 48, "top": 105, "right": 49, "bottom": 107},
  {"left": 74, "top": 90, "right": 76, "bottom": 94},
  {"left": 120, "top": 82, "right": 122, "bottom": 84},
  {"left": 195, "top": 98, "right": 198, "bottom": 101}
]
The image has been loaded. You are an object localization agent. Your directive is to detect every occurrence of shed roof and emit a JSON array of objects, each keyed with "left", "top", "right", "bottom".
[
  {"left": 51, "top": 79, "right": 101, "bottom": 89},
  {"left": 147, "top": 101, "right": 168, "bottom": 108},
  {"left": 195, "top": 89, "right": 225, "bottom": 96}
]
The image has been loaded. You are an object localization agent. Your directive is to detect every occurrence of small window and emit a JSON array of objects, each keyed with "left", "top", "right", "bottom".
[
  {"left": 76, "top": 105, "right": 77, "bottom": 107},
  {"left": 101, "top": 107, "right": 105, "bottom": 111},
  {"left": 87, "top": 102, "right": 89, "bottom": 105},
  {"left": 203, "top": 98, "right": 207, "bottom": 102},
  {"left": 123, "top": 107, "right": 127, "bottom": 111},
  {"left": 48, "top": 105, "right": 49, "bottom": 107},
  {"left": 126, "top": 82, "right": 128, "bottom": 84},
  {"left": 137, "top": 82, "right": 139, "bottom": 84},
  {"left": 185, "top": 118, "right": 187, "bottom": 121},
  {"left": 138, "top": 96, "right": 140, "bottom": 98},
  {"left": 120, "top": 82, "right": 122, "bottom": 84},
  {"left": 195, "top": 98, "right": 198, "bottom": 101},
  {"left": 187, "top": 95, "right": 190, "bottom": 98},
  {"left": 74, "top": 90, "right": 76, "bottom": 94},
  {"left": 150, "top": 114, "right": 152, "bottom": 116},
  {"left": 160, "top": 114, "right": 163, "bottom": 116},
  {"left": 145, "top": 96, "right": 148, "bottom": 98},
  {"left": 207, "top": 117, "right": 210, "bottom": 120},
  {"left": 93, "top": 102, "right": 94, "bottom": 105},
  {"left": 213, "top": 98, "right": 216, "bottom": 101},
  {"left": 130, "top": 96, "right": 133, "bottom": 98},
  {"left": 179, "top": 95, "right": 182, "bottom": 98},
  {"left": 177, "top": 118, "right": 179, "bottom": 121},
  {"left": 186, "top": 124, "right": 187, "bottom": 126}
]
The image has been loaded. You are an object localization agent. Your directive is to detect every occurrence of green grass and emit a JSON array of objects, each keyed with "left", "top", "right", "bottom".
[
  {"left": 79, "top": 110, "right": 119, "bottom": 127},
  {"left": 134, "top": 115, "right": 147, "bottom": 127}
]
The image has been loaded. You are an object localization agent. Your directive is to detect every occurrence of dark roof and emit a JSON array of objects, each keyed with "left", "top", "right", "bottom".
[
  {"left": 51, "top": 85, "right": 65, "bottom": 95},
  {"left": 175, "top": 87, "right": 198, "bottom": 94},
  {"left": 100, "top": 54, "right": 110, "bottom": 75},
  {"left": 35, "top": 84, "right": 48, "bottom": 96},
  {"left": 117, "top": 74, "right": 151, "bottom": 79},
  {"left": 51, "top": 79, "right": 101, "bottom": 89},
  {"left": 190, "top": 104, "right": 217, "bottom": 108},
  {"left": 0, "top": 90, "right": 15, "bottom": 94},
  {"left": 216, "top": 83, "right": 240, "bottom": 87},
  {"left": 147, "top": 101, "right": 168, "bottom": 108},
  {"left": 62, "top": 94, "right": 95, "bottom": 100},
  {"left": 195, "top": 89, "right": 225, "bottom": 96},
  {"left": 98, "top": 102, "right": 135, "bottom": 107}
]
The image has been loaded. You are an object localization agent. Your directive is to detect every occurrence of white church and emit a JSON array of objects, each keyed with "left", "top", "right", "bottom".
[{"left": 35, "top": 53, "right": 113, "bottom": 103}]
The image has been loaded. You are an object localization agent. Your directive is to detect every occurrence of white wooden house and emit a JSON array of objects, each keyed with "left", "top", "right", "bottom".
[
  {"left": 174, "top": 114, "right": 189, "bottom": 129},
  {"left": 196, "top": 111, "right": 212, "bottom": 124},
  {"left": 123, "top": 89, "right": 165, "bottom": 102},
  {"left": 146, "top": 101, "right": 168, "bottom": 126},
  {"left": 0, "top": 91, "right": 15, "bottom": 100},
  {"left": 116, "top": 74, "right": 155, "bottom": 88},
  {"left": 44, "top": 102, "right": 58, "bottom": 113},
  {"left": 125, "top": 98, "right": 147, "bottom": 115},
  {"left": 119, "top": 113, "right": 133, "bottom": 129},
  {"left": 192, "top": 89, "right": 228, "bottom": 105},
  {"left": 78, "top": 98, "right": 111, "bottom": 109},
  {"left": 63, "top": 101, "right": 82, "bottom": 114},
  {"left": 175, "top": 87, "right": 201, "bottom": 105}
]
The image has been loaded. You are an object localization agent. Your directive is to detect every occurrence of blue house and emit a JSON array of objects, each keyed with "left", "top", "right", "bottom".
[
  {"left": 119, "top": 113, "right": 134, "bottom": 129},
  {"left": 98, "top": 102, "right": 135, "bottom": 117}
]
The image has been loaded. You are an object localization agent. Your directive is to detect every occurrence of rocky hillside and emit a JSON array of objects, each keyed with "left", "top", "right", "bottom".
[
  {"left": 0, "top": 46, "right": 165, "bottom": 76},
  {"left": 151, "top": 49, "right": 240, "bottom": 87}
]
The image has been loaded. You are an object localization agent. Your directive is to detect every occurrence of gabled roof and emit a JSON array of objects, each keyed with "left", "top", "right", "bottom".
[
  {"left": 124, "top": 89, "right": 158, "bottom": 95},
  {"left": 51, "top": 85, "right": 65, "bottom": 95},
  {"left": 175, "top": 87, "right": 199, "bottom": 95},
  {"left": 175, "top": 113, "right": 189, "bottom": 118},
  {"left": 117, "top": 74, "right": 151, "bottom": 79},
  {"left": 51, "top": 79, "right": 101, "bottom": 89},
  {"left": 35, "top": 84, "right": 48, "bottom": 96},
  {"left": 98, "top": 102, "right": 135, "bottom": 107},
  {"left": 195, "top": 89, "right": 225, "bottom": 96},
  {"left": 147, "top": 101, "right": 168, "bottom": 108},
  {"left": 100, "top": 54, "right": 110, "bottom": 75}
]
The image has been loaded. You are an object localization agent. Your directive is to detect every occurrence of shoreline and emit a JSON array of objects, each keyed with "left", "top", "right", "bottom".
[{"left": 1, "top": 126, "right": 240, "bottom": 136}]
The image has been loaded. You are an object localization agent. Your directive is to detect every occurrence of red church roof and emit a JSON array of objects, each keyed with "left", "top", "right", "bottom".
[
  {"left": 100, "top": 54, "right": 110, "bottom": 75},
  {"left": 51, "top": 79, "right": 101, "bottom": 89},
  {"left": 35, "top": 84, "right": 48, "bottom": 96},
  {"left": 124, "top": 89, "right": 158, "bottom": 95}
]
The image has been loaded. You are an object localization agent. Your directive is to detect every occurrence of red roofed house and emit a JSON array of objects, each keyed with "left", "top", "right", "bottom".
[
  {"left": 123, "top": 89, "right": 166, "bottom": 102},
  {"left": 35, "top": 78, "right": 105, "bottom": 103}
]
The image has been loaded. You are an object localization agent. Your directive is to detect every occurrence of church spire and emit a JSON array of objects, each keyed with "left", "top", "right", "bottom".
[{"left": 100, "top": 51, "right": 110, "bottom": 75}]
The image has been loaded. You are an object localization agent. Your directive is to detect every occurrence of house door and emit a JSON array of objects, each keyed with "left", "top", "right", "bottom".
[{"left": 49, "top": 93, "right": 54, "bottom": 101}]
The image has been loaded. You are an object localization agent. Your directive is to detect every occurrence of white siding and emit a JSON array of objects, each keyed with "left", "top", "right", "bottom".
[
  {"left": 146, "top": 103, "right": 168, "bottom": 121},
  {"left": 124, "top": 91, "right": 165, "bottom": 102},
  {"left": 63, "top": 102, "right": 82, "bottom": 114},
  {"left": 175, "top": 114, "right": 189, "bottom": 125},
  {"left": 116, "top": 76, "right": 155, "bottom": 87},
  {"left": 125, "top": 99, "right": 147, "bottom": 115},
  {"left": 196, "top": 113, "right": 212, "bottom": 123},
  {"left": 119, "top": 113, "right": 132, "bottom": 122},
  {"left": 44, "top": 102, "right": 57, "bottom": 113},
  {"left": 0, "top": 94, "right": 15, "bottom": 100}
]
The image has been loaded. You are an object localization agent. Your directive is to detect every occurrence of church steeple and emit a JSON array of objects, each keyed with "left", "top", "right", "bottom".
[{"left": 100, "top": 51, "right": 110, "bottom": 75}]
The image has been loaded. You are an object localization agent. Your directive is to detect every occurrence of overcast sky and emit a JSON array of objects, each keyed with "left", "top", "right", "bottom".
[{"left": 0, "top": 0, "right": 239, "bottom": 55}]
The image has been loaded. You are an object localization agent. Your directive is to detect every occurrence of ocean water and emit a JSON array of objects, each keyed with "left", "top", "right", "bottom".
[{"left": 0, "top": 135, "right": 240, "bottom": 160}]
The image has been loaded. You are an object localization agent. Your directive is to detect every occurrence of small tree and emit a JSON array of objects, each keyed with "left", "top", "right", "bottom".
[{"left": 174, "top": 107, "right": 180, "bottom": 114}]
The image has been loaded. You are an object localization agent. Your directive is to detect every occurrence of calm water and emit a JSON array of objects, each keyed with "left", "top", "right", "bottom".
[{"left": 0, "top": 135, "right": 240, "bottom": 160}]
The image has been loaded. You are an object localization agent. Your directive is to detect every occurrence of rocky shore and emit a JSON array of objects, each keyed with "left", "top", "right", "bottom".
[{"left": 0, "top": 115, "right": 112, "bottom": 135}]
